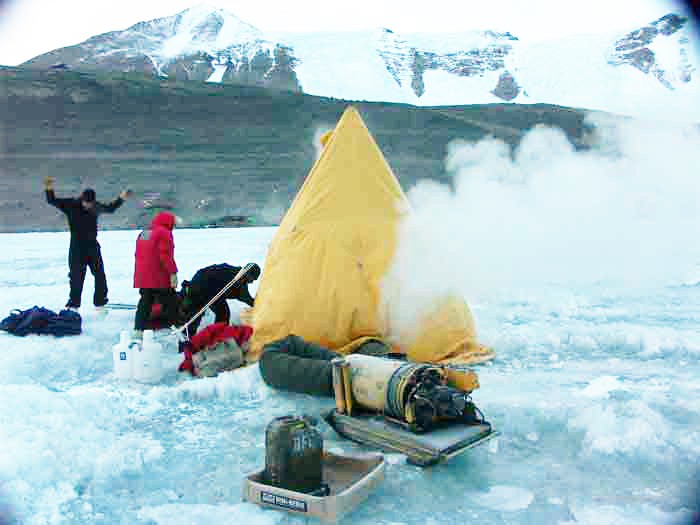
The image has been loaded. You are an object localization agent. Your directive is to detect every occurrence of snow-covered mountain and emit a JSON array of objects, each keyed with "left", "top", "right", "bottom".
[
  {"left": 23, "top": 4, "right": 301, "bottom": 91},
  {"left": 21, "top": 5, "right": 700, "bottom": 121}
]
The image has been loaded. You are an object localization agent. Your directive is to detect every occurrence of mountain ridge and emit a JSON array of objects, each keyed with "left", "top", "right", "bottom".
[{"left": 19, "top": 6, "right": 699, "bottom": 121}]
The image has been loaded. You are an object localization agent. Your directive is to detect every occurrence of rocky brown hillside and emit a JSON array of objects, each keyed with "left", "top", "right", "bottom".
[{"left": 0, "top": 67, "right": 592, "bottom": 233}]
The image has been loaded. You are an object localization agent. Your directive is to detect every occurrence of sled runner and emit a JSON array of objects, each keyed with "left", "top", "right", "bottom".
[
  {"left": 103, "top": 303, "right": 137, "bottom": 310},
  {"left": 324, "top": 409, "right": 498, "bottom": 467},
  {"left": 322, "top": 355, "right": 498, "bottom": 467}
]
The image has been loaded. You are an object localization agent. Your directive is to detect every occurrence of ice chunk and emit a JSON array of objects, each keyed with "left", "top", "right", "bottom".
[{"left": 579, "top": 375, "right": 625, "bottom": 399}]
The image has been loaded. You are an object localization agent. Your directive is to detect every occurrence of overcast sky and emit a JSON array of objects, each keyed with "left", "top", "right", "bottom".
[{"left": 0, "top": 0, "right": 688, "bottom": 66}]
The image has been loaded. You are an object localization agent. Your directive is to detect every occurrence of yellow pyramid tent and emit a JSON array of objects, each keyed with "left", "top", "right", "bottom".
[{"left": 247, "top": 106, "right": 494, "bottom": 365}]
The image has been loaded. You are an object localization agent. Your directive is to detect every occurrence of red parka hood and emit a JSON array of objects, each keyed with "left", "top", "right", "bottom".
[{"left": 150, "top": 211, "right": 176, "bottom": 231}]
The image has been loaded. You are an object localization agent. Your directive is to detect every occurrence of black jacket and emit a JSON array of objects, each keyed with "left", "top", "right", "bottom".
[
  {"left": 187, "top": 263, "right": 255, "bottom": 307},
  {"left": 46, "top": 190, "right": 123, "bottom": 242}
]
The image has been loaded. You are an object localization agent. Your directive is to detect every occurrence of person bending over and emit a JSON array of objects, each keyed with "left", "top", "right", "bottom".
[{"left": 179, "top": 263, "right": 260, "bottom": 334}]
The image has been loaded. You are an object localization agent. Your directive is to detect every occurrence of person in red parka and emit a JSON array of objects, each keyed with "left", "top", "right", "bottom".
[{"left": 133, "top": 211, "right": 179, "bottom": 337}]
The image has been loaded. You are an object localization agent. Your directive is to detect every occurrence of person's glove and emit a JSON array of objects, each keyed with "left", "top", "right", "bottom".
[
  {"left": 43, "top": 176, "right": 55, "bottom": 191},
  {"left": 170, "top": 273, "right": 178, "bottom": 289}
]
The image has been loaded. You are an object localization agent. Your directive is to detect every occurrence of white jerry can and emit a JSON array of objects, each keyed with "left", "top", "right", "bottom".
[
  {"left": 132, "top": 329, "right": 163, "bottom": 383},
  {"left": 112, "top": 331, "right": 134, "bottom": 380}
]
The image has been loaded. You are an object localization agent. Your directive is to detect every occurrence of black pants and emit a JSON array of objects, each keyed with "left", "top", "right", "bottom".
[
  {"left": 67, "top": 240, "right": 108, "bottom": 308},
  {"left": 135, "top": 288, "right": 179, "bottom": 331}
]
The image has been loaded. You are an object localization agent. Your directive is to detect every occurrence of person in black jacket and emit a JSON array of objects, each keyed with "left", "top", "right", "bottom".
[
  {"left": 44, "top": 176, "right": 131, "bottom": 310},
  {"left": 179, "top": 263, "right": 260, "bottom": 334}
]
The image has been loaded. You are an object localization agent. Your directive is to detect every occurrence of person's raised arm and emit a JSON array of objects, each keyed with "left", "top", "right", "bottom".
[
  {"left": 98, "top": 189, "right": 132, "bottom": 214},
  {"left": 43, "top": 176, "right": 71, "bottom": 211}
]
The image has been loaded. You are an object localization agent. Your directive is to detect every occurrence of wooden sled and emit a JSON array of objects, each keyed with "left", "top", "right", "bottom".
[{"left": 323, "top": 409, "right": 499, "bottom": 467}]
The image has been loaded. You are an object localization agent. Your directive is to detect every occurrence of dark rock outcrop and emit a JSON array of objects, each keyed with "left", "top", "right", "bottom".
[
  {"left": 492, "top": 71, "right": 520, "bottom": 101},
  {"left": 267, "top": 45, "right": 301, "bottom": 92},
  {"left": 608, "top": 13, "right": 692, "bottom": 89},
  {"left": 377, "top": 28, "right": 518, "bottom": 99},
  {"left": 165, "top": 52, "right": 215, "bottom": 81}
]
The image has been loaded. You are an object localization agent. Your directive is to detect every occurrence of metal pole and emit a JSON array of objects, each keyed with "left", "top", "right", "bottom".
[{"left": 173, "top": 263, "right": 255, "bottom": 336}]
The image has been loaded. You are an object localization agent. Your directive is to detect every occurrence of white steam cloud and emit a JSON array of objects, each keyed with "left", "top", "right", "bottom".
[{"left": 382, "top": 112, "right": 700, "bottom": 335}]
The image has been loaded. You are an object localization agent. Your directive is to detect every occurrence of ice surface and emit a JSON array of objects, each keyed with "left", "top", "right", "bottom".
[
  {"left": 137, "top": 502, "right": 283, "bottom": 525},
  {"left": 1, "top": 225, "right": 698, "bottom": 524},
  {"left": 1, "top": 120, "right": 700, "bottom": 524}
]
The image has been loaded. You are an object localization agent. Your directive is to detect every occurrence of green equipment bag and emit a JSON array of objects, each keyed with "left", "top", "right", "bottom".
[{"left": 193, "top": 339, "right": 245, "bottom": 377}]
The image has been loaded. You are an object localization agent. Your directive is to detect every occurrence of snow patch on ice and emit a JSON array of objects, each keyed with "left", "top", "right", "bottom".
[
  {"left": 471, "top": 485, "right": 534, "bottom": 512},
  {"left": 137, "top": 502, "right": 283, "bottom": 525},
  {"left": 561, "top": 503, "right": 691, "bottom": 525},
  {"left": 92, "top": 435, "right": 164, "bottom": 480},
  {"left": 578, "top": 375, "right": 627, "bottom": 399},
  {"left": 157, "top": 363, "right": 268, "bottom": 402},
  {"left": 525, "top": 432, "right": 539, "bottom": 442},
  {"left": 568, "top": 400, "right": 670, "bottom": 455}
]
